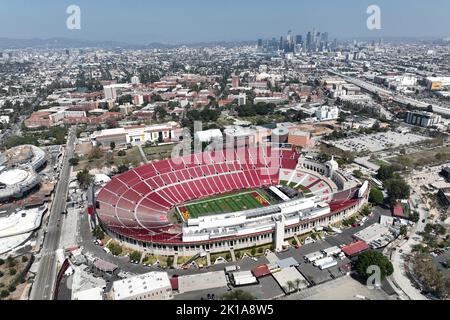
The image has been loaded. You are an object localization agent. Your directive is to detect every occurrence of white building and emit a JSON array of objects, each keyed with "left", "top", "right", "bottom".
[
  {"left": 194, "top": 129, "right": 223, "bottom": 143},
  {"left": 91, "top": 122, "right": 178, "bottom": 147},
  {"left": 131, "top": 76, "right": 141, "bottom": 85},
  {"left": 238, "top": 93, "right": 247, "bottom": 106},
  {"left": 0, "top": 116, "right": 10, "bottom": 124},
  {"left": 110, "top": 272, "right": 172, "bottom": 300},
  {"left": 104, "top": 85, "right": 117, "bottom": 100},
  {"left": 315, "top": 105, "right": 339, "bottom": 121}
]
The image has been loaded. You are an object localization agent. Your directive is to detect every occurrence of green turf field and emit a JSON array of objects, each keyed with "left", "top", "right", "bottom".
[{"left": 177, "top": 191, "right": 271, "bottom": 220}]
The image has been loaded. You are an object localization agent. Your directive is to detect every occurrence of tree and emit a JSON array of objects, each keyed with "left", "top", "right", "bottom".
[
  {"left": 118, "top": 150, "right": 126, "bottom": 157},
  {"left": 400, "top": 225, "right": 408, "bottom": 237},
  {"left": 166, "top": 256, "right": 174, "bottom": 268},
  {"left": 0, "top": 290, "right": 9, "bottom": 298},
  {"left": 222, "top": 290, "right": 255, "bottom": 300},
  {"left": 353, "top": 170, "right": 363, "bottom": 179},
  {"left": 108, "top": 242, "right": 123, "bottom": 256},
  {"left": 6, "top": 257, "right": 16, "bottom": 268},
  {"left": 385, "top": 178, "right": 410, "bottom": 203},
  {"left": 69, "top": 157, "right": 79, "bottom": 166},
  {"left": 88, "top": 146, "right": 102, "bottom": 160},
  {"left": 129, "top": 251, "right": 141, "bottom": 262},
  {"left": 110, "top": 141, "right": 116, "bottom": 151},
  {"left": 153, "top": 105, "right": 168, "bottom": 121},
  {"left": 106, "top": 118, "right": 118, "bottom": 129},
  {"left": 360, "top": 204, "right": 372, "bottom": 216},
  {"left": 356, "top": 250, "right": 394, "bottom": 280},
  {"left": 409, "top": 211, "right": 420, "bottom": 223},
  {"left": 117, "top": 164, "right": 129, "bottom": 174},
  {"left": 369, "top": 187, "right": 384, "bottom": 205},
  {"left": 76, "top": 168, "right": 93, "bottom": 189},
  {"left": 376, "top": 165, "right": 395, "bottom": 182},
  {"left": 92, "top": 226, "right": 105, "bottom": 240}
]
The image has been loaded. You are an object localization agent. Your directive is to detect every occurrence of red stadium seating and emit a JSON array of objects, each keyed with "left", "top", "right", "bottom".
[{"left": 96, "top": 147, "right": 316, "bottom": 243}]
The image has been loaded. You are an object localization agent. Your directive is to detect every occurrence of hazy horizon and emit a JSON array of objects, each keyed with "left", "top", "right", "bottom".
[{"left": 0, "top": 0, "right": 449, "bottom": 45}]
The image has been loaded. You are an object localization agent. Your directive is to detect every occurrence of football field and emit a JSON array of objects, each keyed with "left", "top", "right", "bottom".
[{"left": 177, "top": 190, "right": 271, "bottom": 221}]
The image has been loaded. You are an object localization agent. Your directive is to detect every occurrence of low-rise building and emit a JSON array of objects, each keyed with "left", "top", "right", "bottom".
[
  {"left": 110, "top": 272, "right": 172, "bottom": 300},
  {"left": 288, "top": 129, "right": 311, "bottom": 148},
  {"left": 406, "top": 111, "right": 441, "bottom": 127},
  {"left": 91, "top": 122, "right": 179, "bottom": 147},
  {"left": 315, "top": 105, "right": 339, "bottom": 121},
  {"left": 437, "top": 188, "right": 450, "bottom": 209}
]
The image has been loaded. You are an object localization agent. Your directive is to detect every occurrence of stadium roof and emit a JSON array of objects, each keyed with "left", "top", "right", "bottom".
[{"left": 0, "top": 169, "right": 29, "bottom": 185}]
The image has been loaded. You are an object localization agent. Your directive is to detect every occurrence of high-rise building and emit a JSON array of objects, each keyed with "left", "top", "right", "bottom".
[
  {"left": 295, "top": 35, "right": 303, "bottom": 45},
  {"left": 232, "top": 75, "right": 240, "bottom": 88},
  {"left": 257, "top": 39, "right": 263, "bottom": 48},
  {"left": 306, "top": 32, "right": 312, "bottom": 51},
  {"left": 104, "top": 85, "right": 117, "bottom": 100}
]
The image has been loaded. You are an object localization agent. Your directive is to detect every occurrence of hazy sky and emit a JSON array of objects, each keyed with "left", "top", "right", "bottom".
[{"left": 0, "top": 0, "right": 448, "bottom": 44}]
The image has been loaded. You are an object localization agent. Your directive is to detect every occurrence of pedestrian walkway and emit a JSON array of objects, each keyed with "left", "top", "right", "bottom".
[
  {"left": 137, "top": 144, "right": 149, "bottom": 163},
  {"left": 230, "top": 249, "right": 236, "bottom": 262}
]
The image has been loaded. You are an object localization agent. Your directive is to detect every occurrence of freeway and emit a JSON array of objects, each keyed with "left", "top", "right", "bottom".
[
  {"left": 30, "top": 126, "right": 77, "bottom": 300},
  {"left": 327, "top": 69, "right": 450, "bottom": 117}
]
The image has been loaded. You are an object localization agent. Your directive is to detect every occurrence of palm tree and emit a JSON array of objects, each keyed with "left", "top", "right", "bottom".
[{"left": 295, "top": 278, "right": 302, "bottom": 291}]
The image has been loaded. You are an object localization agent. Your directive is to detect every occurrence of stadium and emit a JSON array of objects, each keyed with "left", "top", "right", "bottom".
[
  {"left": 95, "top": 147, "right": 369, "bottom": 256},
  {"left": 0, "top": 145, "right": 46, "bottom": 202}
]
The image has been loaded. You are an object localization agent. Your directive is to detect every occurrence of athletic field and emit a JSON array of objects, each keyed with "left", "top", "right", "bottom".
[{"left": 177, "top": 191, "right": 271, "bottom": 221}]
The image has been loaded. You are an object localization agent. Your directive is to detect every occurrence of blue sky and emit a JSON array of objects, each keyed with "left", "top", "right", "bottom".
[{"left": 0, "top": 0, "right": 448, "bottom": 43}]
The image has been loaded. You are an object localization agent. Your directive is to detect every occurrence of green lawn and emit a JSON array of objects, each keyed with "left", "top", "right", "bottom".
[{"left": 178, "top": 190, "right": 270, "bottom": 220}]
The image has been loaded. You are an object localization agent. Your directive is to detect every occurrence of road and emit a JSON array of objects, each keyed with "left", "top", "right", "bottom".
[
  {"left": 30, "top": 126, "right": 77, "bottom": 300},
  {"left": 384, "top": 178, "right": 429, "bottom": 300},
  {"left": 77, "top": 201, "right": 384, "bottom": 278}
]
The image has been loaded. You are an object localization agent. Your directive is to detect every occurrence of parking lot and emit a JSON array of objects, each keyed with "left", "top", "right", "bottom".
[{"left": 328, "top": 131, "right": 429, "bottom": 153}]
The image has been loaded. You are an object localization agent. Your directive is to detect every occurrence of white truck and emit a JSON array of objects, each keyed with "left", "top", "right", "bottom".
[
  {"left": 320, "top": 260, "right": 338, "bottom": 270},
  {"left": 230, "top": 271, "right": 258, "bottom": 286},
  {"left": 224, "top": 265, "right": 240, "bottom": 273},
  {"left": 313, "top": 256, "right": 334, "bottom": 267},
  {"left": 304, "top": 251, "right": 324, "bottom": 263}
]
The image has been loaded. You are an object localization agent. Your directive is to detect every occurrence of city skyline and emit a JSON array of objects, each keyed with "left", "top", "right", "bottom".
[{"left": 0, "top": 0, "right": 449, "bottom": 45}]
